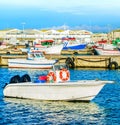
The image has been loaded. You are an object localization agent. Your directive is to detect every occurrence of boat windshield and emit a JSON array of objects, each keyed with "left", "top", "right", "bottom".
[
  {"left": 53, "top": 64, "right": 68, "bottom": 71},
  {"left": 33, "top": 53, "right": 44, "bottom": 58}
]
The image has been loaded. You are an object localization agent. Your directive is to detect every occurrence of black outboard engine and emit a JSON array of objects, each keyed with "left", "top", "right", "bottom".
[
  {"left": 20, "top": 74, "right": 31, "bottom": 82},
  {"left": 9, "top": 75, "right": 21, "bottom": 83}
]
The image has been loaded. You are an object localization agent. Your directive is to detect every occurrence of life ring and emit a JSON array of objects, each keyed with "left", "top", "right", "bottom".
[
  {"left": 47, "top": 71, "right": 56, "bottom": 82},
  {"left": 59, "top": 69, "right": 70, "bottom": 81},
  {"left": 108, "top": 61, "right": 119, "bottom": 70}
]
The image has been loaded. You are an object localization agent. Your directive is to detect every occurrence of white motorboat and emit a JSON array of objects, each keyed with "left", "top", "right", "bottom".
[
  {"left": 3, "top": 65, "right": 114, "bottom": 102},
  {"left": 8, "top": 51, "right": 57, "bottom": 69}
]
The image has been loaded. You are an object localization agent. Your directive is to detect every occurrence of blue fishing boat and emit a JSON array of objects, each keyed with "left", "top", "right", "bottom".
[{"left": 62, "top": 38, "right": 86, "bottom": 50}]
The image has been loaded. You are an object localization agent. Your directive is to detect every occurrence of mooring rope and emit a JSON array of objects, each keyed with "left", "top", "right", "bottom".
[{"left": 76, "top": 57, "right": 110, "bottom": 62}]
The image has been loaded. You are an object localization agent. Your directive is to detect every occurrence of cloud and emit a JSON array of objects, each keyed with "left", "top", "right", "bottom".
[{"left": 42, "top": 24, "right": 116, "bottom": 33}]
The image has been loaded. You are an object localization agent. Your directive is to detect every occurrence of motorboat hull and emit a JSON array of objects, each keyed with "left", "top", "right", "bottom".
[
  {"left": 8, "top": 59, "right": 57, "bottom": 69},
  {"left": 3, "top": 80, "right": 114, "bottom": 102},
  {"left": 95, "top": 48, "right": 120, "bottom": 55},
  {"left": 63, "top": 43, "right": 86, "bottom": 50}
]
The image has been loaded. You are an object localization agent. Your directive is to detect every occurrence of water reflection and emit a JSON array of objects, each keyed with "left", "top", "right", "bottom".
[{"left": 3, "top": 98, "right": 106, "bottom": 125}]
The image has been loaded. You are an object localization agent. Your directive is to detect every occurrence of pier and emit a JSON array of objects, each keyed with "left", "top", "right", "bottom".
[
  {"left": 45, "top": 55, "right": 120, "bottom": 69},
  {"left": 0, "top": 54, "right": 120, "bottom": 69}
]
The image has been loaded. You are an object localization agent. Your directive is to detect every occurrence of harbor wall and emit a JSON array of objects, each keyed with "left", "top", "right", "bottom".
[
  {"left": 0, "top": 54, "right": 120, "bottom": 69},
  {"left": 46, "top": 55, "right": 120, "bottom": 69}
]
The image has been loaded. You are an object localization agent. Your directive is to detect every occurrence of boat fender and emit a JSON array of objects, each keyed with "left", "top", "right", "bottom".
[
  {"left": 59, "top": 68, "right": 70, "bottom": 81},
  {"left": 65, "top": 57, "right": 75, "bottom": 68},
  {"left": 108, "top": 61, "right": 119, "bottom": 70},
  {"left": 73, "top": 52, "right": 78, "bottom": 55},
  {"left": 6, "top": 52, "right": 10, "bottom": 55},
  {"left": 47, "top": 71, "right": 56, "bottom": 83},
  {"left": 72, "top": 57, "right": 75, "bottom": 62},
  {"left": 21, "top": 74, "right": 31, "bottom": 82},
  {"left": 9, "top": 75, "right": 21, "bottom": 83}
]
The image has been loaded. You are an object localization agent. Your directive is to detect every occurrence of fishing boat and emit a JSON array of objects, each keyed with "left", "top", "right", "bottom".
[
  {"left": 95, "top": 48, "right": 120, "bottom": 55},
  {"left": 44, "top": 44, "right": 63, "bottom": 55},
  {"left": 62, "top": 41, "right": 86, "bottom": 50},
  {"left": 94, "top": 46, "right": 120, "bottom": 55},
  {"left": 20, "top": 39, "right": 63, "bottom": 55},
  {"left": 33, "top": 44, "right": 63, "bottom": 55},
  {"left": 61, "top": 37, "right": 86, "bottom": 50},
  {"left": 94, "top": 43, "right": 120, "bottom": 55},
  {"left": 3, "top": 65, "right": 114, "bottom": 102},
  {"left": 8, "top": 51, "right": 57, "bottom": 69}
]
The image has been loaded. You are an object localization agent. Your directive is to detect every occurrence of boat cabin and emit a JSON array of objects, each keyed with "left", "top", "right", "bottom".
[{"left": 27, "top": 51, "right": 45, "bottom": 60}]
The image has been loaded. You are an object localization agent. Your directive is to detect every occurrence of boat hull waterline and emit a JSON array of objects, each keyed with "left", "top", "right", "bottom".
[
  {"left": 3, "top": 80, "right": 114, "bottom": 102},
  {"left": 95, "top": 48, "right": 120, "bottom": 55},
  {"left": 8, "top": 59, "right": 57, "bottom": 69},
  {"left": 8, "top": 51, "right": 57, "bottom": 69},
  {"left": 63, "top": 43, "right": 86, "bottom": 50}
]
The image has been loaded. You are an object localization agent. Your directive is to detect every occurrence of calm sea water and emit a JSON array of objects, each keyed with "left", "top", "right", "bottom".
[{"left": 0, "top": 67, "right": 120, "bottom": 125}]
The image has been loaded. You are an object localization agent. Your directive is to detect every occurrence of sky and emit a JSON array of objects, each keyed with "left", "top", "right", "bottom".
[{"left": 0, "top": 0, "right": 120, "bottom": 32}]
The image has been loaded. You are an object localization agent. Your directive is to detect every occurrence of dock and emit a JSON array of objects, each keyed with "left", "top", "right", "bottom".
[
  {"left": 45, "top": 54, "right": 120, "bottom": 69},
  {"left": 0, "top": 54, "right": 120, "bottom": 69}
]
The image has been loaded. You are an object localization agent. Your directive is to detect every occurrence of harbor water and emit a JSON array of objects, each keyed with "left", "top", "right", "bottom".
[{"left": 0, "top": 67, "right": 120, "bottom": 125}]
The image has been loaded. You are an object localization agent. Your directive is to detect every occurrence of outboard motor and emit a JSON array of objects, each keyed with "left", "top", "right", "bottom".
[
  {"left": 9, "top": 75, "right": 21, "bottom": 83},
  {"left": 21, "top": 74, "right": 31, "bottom": 82}
]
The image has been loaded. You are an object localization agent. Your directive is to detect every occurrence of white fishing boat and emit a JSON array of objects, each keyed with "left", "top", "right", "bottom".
[
  {"left": 94, "top": 43, "right": 120, "bottom": 55},
  {"left": 3, "top": 65, "right": 114, "bottom": 102},
  {"left": 8, "top": 51, "right": 57, "bottom": 69},
  {"left": 33, "top": 44, "right": 63, "bottom": 55},
  {"left": 45, "top": 44, "right": 63, "bottom": 55},
  {"left": 95, "top": 48, "right": 120, "bottom": 55}
]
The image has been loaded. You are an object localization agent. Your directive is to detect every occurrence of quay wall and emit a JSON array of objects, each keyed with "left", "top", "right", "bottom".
[
  {"left": 0, "top": 54, "right": 120, "bottom": 69},
  {"left": 46, "top": 55, "right": 120, "bottom": 69}
]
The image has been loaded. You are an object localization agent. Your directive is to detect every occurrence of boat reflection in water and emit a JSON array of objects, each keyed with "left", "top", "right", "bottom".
[{"left": 4, "top": 98, "right": 106, "bottom": 124}]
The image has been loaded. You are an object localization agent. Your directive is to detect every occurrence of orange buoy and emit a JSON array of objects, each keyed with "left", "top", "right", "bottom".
[
  {"left": 59, "top": 69, "right": 70, "bottom": 81},
  {"left": 47, "top": 71, "right": 56, "bottom": 83}
]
